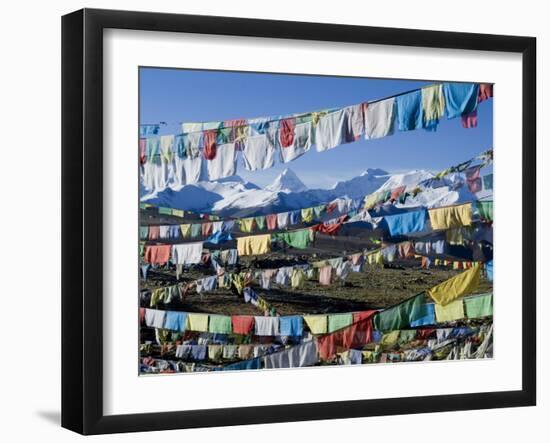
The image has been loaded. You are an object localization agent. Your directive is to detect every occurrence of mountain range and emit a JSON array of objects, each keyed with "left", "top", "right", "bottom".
[{"left": 142, "top": 167, "right": 485, "bottom": 217}]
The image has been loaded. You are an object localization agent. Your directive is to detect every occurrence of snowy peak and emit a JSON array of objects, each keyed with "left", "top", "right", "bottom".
[
  {"left": 266, "top": 168, "right": 308, "bottom": 193},
  {"left": 375, "top": 170, "right": 435, "bottom": 192},
  {"left": 360, "top": 168, "right": 389, "bottom": 177},
  {"left": 330, "top": 168, "right": 389, "bottom": 199},
  {"left": 142, "top": 166, "right": 484, "bottom": 216}
]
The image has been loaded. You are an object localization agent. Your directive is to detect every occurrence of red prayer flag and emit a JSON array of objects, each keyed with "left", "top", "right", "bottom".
[
  {"left": 203, "top": 129, "right": 217, "bottom": 160},
  {"left": 144, "top": 245, "right": 172, "bottom": 265},
  {"left": 461, "top": 110, "right": 478, "bottom": 128},
  {"left": 232, "top": 315, "right": 255, "bottom": 335},
  {"left": 317, "top": 313, "right": 375, "bottom": 361},
  {"left": 280, "top": 118, "right": 296, "bottom": 148},
  {"left": 139, "top": 138, "right": 147, "bottom": 164},
  {"left": 465, "top": 166, "right": 482, "bottom": 193},
  {"left": 478, "top": 83, "right": 493, "bottom": 102},
  {"left": 201, "top": 222, "right": 213, "bottom": 237},
  {"left": 266, "top": 214, "right": 278, "bottom": 230}
]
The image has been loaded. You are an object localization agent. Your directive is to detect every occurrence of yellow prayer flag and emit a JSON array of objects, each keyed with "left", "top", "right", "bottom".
[
  {"left": 446, "top": 227, "right": 465, "bottom": 245},
  {"left": 180, "top": 224, "right": 191, "bottom": 238},
  {"left": 427, "top": 263, "right": 481, "bottom": 305},
  {"left": 301, "top": 207, "right": 314, "bottom": 223},
  {"left": 312, "top": 259, "right": 329, "bottom": 268},
  {"left": 208, "top": 345, "right": 223, "bottom": 360},
  {"left": 364, "top": 193, "right": 379, "bottom": 210},
  {"left": 434, "top": 299, "right": 465, "bottom": 322},
  {"left": 237, "top": 234, "right": 271, "bottom": 256},
  {"left": 428, "top": 203, "right": 472, "bottom": 230},
  {"left": 291, "top": 268, "right": 306, "bottom": 288},
  {"left": 362, "top": 350, "right": 376, "bottom": 363},
  {"left": 172, "top": 209, "right": 184, "bottom": 218},
  {"left": 187, "top": 313, "right": 209, "bottom": 332},
  {"left": 238, "top": 217, "right": 255, "bottom": 233},
  {"left": 367, "top": 250, "right": 383, "bottom": 267},
  {"left": 303, "top": 315, "right": 328, "bottom": 334},
  {"left": 421, "top": 84, "right": 446, "bottom": 121},
  {"left": 380, "top": 330, "right": 400, "bottom": 347}
]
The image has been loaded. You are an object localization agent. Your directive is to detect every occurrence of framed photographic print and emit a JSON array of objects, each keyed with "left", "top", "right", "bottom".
[{"left": 61, "top": 8, "right": 536, "bottom": 435}]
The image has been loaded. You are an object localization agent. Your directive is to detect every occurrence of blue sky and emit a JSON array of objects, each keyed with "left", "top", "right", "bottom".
[{"left": 139, "top": 68, "right": 493, "bottom": 189}]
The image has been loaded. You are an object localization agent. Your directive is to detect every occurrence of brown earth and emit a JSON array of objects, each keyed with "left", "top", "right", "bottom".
[
  {"left": 140, "top": 253, "right": 492, "bottom": 316},
  {"left": 139, "top": 211, "right": 492, "bottom": 316}
]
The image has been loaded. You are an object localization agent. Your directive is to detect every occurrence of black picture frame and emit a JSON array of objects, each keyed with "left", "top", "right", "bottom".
[{"left": 62, "top": 8, "right": 536, "bottom": 435}]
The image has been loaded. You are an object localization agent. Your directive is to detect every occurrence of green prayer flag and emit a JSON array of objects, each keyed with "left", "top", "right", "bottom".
[
  {"left": 190, "top": 224, "right": 202, "bottom": 238},
  {"left": 295, "top": 113, "right": 313, "bottom": 125},
  {"left": 373, "top": 293, "right": 425, "bottom": 332},
  {"left": 476, "top": 201, "right": 493, "bottom": 221},
  {"left": 159, "top": 207, "right": 172, "bottom": 215},
  {"left": 217, "top": 127, "right": 233, "bottom": 144},
  {"left": 203, "top": 121, "right": 222, "bottom": 131},
  {"left": 139, "top": 226, "right": 149, "bottom": 239},
  {"left": 274, "top": 229, "right": 313, "bottom": 249},
  {"left": 464, "top": 294, "right": 493, "bottom": 318},
  {"left": 312, "top": 205, "right": 326, "bottom": 219},
  {"left": 398, "top": 329, "right": 417, "bottom": 344},
  {"left": 146, "top": 137, "right": 161, "bottom": 163},
  {"left": 254, "top": 216, "right": 266, "bottom": 230},
  {"left": 208, "top": 315, "right": 232, "bottom": 334},
  {"left": 327, "top": 313, "right": 353, "bottom": 333}
]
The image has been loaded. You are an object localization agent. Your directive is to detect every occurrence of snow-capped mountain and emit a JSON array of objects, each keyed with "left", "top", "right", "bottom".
[
  {"left": 265, "top": 168, "right": 308, "bottom": 193},
  {"left": 330, "top": 168, "right": 390, "bottom": 197},
  {"left": 142, "top": 166, "right": 486, "bottom": 217},
  {"left": 375, "top": 170, "right": 435, "bottom": 192}
]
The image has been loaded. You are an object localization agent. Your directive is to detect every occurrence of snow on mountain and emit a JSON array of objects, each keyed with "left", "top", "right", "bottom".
[
  {"left": 385, "top": 171, "right": 480, "bottom": 209},
  {"left": 142, "top": 166, "right": 489, "bottom": 216},
  {"left": 143, "top": 175, "right": 262, "bottom": 213},
  {"left": 375, "top": 170, "right": 435, "bottom": 192},
  {"left": 330, "top": 168, "right": 389, "bottom": 198},
  {"left": 266, "top": 168, "right": 308, "bottom": 193}
]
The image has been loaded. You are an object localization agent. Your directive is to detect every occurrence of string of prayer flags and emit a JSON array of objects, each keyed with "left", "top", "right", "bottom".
[
  {"left": 140, "top": 150, "right": 491, "bottom": 247},
  {"left": 141, "top": 321, "right": 493, "bottom": 372},
  {"left": 140, "top": 84, "right": 492, "bottom": 194},
  {"left": 140, "top": 291, "right": 492, "bottom": 372}
]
